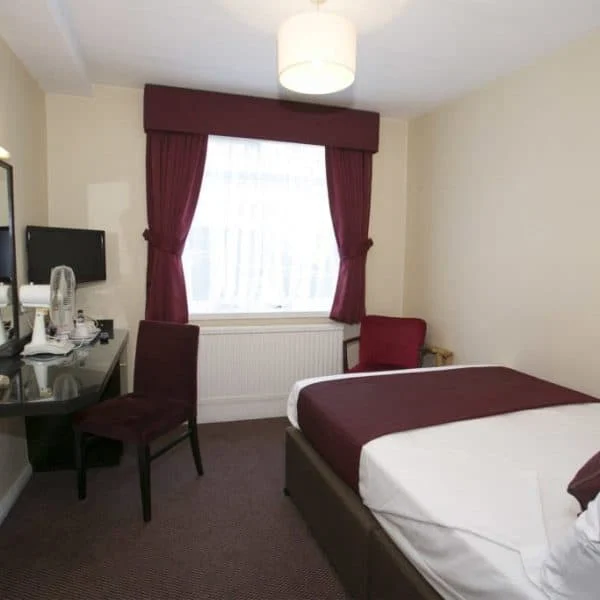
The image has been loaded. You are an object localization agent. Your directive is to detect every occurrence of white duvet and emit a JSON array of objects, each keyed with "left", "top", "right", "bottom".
[{"left": 287, "top": 366, "right": 600, "bottom": 600}]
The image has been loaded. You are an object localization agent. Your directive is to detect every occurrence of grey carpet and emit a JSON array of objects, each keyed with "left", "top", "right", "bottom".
[{"left": 0, "top": 417, "right": 351, "bottom": 600}]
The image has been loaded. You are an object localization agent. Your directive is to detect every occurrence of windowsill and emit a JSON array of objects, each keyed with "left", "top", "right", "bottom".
[{"left": 189, "top": 311, "right": 333, "bottom": 321}]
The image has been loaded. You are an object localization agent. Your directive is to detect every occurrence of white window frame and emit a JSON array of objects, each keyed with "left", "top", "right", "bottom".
[{"left": 184, "top": 135, "right": 339, "bottom": 320}]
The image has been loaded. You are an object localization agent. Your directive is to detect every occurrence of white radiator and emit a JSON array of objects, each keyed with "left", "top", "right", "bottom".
[{"left": 197, "top": 323, "right": 344, "bottom": 423}]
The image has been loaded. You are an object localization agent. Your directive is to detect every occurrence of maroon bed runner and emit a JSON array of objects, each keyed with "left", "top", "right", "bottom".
[{"left": 297, "top": 366, "right": 599, "bottom": 493}]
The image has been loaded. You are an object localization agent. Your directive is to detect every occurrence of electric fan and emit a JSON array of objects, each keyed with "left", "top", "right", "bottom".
[
  {"left": 49, "top": 265, "right": 76, "bottom": 340},
  {"left": 19, "top": 272, "right": 75, "bottom": 356}
]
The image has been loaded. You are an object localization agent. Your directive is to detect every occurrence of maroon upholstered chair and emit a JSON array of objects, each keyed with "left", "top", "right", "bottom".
[
  {"left": 343, "top": 315, "right": 427, "bottom": 373},
  {"left": 73, "top": 320, "right": 202, "bottom": 522}
]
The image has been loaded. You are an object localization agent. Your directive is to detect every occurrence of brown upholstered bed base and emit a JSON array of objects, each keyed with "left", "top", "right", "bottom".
[{"left": 284, "top": 426, "right": 443, "bottom": 600}]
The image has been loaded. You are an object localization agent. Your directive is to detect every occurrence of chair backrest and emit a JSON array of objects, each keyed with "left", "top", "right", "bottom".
[
  {"left": 133, "top": 320, "right": 199, "bottom": 410},
  {"left": 358, "top": 315, "right": 426, "bottom": 369}
]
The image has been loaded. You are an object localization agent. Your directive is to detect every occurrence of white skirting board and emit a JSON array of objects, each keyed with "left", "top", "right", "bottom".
[
  {"left": 197, "top": 394, "right": 288, "bottom": 424},
  {"left": 197, "top": 323, "right": 343, "bottom": 423},
  {"left": 0, "top": 464, "right": 32, "bottom": 526}
]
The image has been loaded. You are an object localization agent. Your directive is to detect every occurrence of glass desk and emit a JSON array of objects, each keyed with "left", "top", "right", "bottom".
[{"left": 0, "top": 329, "right": 128, "bottom": 471}]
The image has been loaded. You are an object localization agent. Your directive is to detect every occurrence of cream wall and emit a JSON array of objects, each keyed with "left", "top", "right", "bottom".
[
  {"left": 0, "top": 37, "right": 47, "bottom": 510},
  {"left": 368, "top": 118, "right": 408, "bottom": 316},
  {"left": 405, "top": 30, "right": 600, "bottom": 397},
  {"left": 45, "top": 85, "right": 408, "bottom": 355},
  {"left": 46, "top": 86, "right": 147, "bottom": 379}
]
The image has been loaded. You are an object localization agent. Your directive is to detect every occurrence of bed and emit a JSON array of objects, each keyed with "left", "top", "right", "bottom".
[{"left": 284, "top": 365, "right": 600, "bottom": 600}]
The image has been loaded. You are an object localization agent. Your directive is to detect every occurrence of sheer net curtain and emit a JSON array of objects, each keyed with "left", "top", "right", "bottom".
[{"left": 183, "top": 136, "right": 339, "bottom": 316}]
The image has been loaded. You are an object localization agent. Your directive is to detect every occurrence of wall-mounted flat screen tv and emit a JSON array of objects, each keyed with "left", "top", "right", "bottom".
[
  {"left": 0, "top": 226, "right": 12, "bottom": 284},
  {"left": 26, "top": 225, "right": 107, "bottom": 284}
]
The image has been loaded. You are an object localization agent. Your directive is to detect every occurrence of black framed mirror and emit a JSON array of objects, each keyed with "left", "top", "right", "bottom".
[{"left": 0, "top": 159, "right": 20, "bottom": 356}]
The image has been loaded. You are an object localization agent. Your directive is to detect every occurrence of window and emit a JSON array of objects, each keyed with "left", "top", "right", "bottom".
[{"left": 183, "top": 136, "right": 339, "bottom": 316}]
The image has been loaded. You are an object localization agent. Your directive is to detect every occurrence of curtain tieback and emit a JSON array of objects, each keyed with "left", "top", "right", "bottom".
[
  {"left": 143, "top": 229, "right": 182, "bottom": 256},
  {"left": 340, "top": 238, "right": 373, "bottom": 260}
]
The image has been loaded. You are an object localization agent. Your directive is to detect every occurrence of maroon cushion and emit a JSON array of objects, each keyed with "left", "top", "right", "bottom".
[
  {"left": 358, "top": 316, "right": 426, "bottom": 370},
  {"left": 567, "top": 451, "right": 600, "bottom": 510},
  {"left": 74, "top": 393, "right": 191, "bottom": 444}
]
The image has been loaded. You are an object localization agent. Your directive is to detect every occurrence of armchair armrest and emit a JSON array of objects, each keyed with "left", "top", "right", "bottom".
[
  {"left": 343, "top": 336, "right": 360, "bottom": 372},
  {"left": 422, "top": 345, "right": 454, "bottom": 367}
]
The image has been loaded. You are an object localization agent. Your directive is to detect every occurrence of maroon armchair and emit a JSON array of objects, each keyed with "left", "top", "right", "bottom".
[
  {"left": 73, "top": 320, "right": 202, "bottom": 522},
  {"left": 343, "top": 315, "right": 427, "bottom": 373}
]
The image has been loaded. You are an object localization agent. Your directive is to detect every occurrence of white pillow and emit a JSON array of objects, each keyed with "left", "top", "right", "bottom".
[{"left": 540, "top": 493, "right": 600, "bottom": 599}]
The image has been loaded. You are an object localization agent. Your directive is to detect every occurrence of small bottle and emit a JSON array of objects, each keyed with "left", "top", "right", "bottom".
[{"left": 75, "top": 309, "right": 87, "bottom": 337}]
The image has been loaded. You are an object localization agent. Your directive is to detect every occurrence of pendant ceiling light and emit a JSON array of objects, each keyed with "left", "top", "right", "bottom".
[{"left": 277, "top": 0, "right": 356, "bottom": 95}]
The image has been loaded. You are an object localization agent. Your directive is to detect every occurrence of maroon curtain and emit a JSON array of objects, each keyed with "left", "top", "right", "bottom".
[
  {"left": 326, "top": 147, "right": 374, "bottom": 324},
  {"left": 144, "top": 84, "right": 380, "bottom": 152},
  {"left": 144, "top": 132, "right": 208, "bottom": 323}
]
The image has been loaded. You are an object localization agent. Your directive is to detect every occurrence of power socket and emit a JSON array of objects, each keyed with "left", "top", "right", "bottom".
[{"left": 95, "top": 319, "right": 114, "bottom": 338}]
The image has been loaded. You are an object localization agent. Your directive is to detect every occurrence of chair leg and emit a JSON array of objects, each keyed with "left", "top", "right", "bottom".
[
  {"left": 188, "top": 419, "right": 204, "bottom": 476},
  {"left": 137, "top": 445, "right": 151, "bottom": 522},
  {"left": 74, "top": 429, "right": 87, "bottom": 500}
]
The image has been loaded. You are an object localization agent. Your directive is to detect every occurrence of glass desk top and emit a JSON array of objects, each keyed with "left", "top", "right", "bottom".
[{"left": 0, "top": 329, "right": 128, "bottom": 417}]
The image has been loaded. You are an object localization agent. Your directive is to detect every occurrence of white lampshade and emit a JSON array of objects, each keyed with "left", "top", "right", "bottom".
[
  {"left": 0, "top": 146, "right": 10, "bottom": 160},
  {"left": 278, "top": 11, "right": 356, "bottom": 95}
]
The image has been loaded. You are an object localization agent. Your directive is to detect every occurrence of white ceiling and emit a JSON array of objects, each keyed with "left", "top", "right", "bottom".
[{"left": 1, "top": 0, "right": 600, "bottom": 117}]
